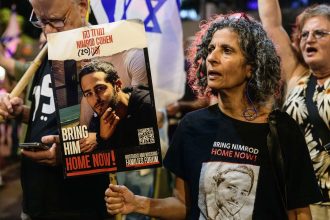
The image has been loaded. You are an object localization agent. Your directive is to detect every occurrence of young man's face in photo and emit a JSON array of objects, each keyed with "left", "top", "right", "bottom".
[
  {"left": 215, "top": 170, "right": 252, "bottom": 216},
  {"left": 81, "top": 71, "right": 119, "bottom": 116}
]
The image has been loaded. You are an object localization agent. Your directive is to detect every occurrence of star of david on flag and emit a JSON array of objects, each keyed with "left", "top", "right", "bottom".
[{"left": 90, "top": 0, "right": 185, "bottom": 109}]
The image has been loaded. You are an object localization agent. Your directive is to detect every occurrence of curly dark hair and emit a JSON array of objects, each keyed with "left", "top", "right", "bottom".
[
  {"left": 187, "top": 13, "right": 281, "bottom": 106},
  {"left": 79, "top": 60, "right": 119, "bottom": 87}
]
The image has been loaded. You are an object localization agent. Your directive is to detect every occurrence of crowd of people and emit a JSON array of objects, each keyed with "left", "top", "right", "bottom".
[
  {"left": 0, "top": 0, "right": 329, "bottom": 219},
  {"left": 0, "top": 6, "right": 37, "bottom": 189}
]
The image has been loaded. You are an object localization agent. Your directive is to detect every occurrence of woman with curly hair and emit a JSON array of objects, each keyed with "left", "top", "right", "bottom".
[{"left": 104, "top": 13, "right": 321, "bottom": 220}]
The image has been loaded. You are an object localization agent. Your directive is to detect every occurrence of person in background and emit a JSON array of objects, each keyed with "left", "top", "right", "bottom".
[
  {"left": 0, "top": 0, "right": 110, "bottom": 219},
  {"left": 258, "top": 1, "right": 330, "bottom": 219},
  {"left": 0, "top": 32, "right": 46, "bottom": 81},
  {"left": 0, "top": 71, "right": 12, "bottom": 187},
  {"left": 0, "top": 8, "right": 44, "bottom": 164},
  {"left": 166, "top": 36, "right": 210, "bottom": 141},
  {"left": 104, "top": 13, "right": 321, "bottom": 220}
]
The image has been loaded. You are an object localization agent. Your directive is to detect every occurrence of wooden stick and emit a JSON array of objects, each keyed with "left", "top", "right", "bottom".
[
  {"left": 0, "top": 44, "right": 48, "bottom": 123},
  {"left": 153, "top": 168, "right": 161, "bottom": 199},
  {"left": 109, "top": 172, "right": 122, "bottom": 220},
  {"left": 151, "top": 168, "right": 161, "bottom": 220}
]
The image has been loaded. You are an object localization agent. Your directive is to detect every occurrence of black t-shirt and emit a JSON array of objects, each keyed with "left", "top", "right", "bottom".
[
  {"left": 164, "top": 104, "right": 322, "bottom": 220},
  {"left": 21, "top": 59, "right": 109, "bottom": 220}
]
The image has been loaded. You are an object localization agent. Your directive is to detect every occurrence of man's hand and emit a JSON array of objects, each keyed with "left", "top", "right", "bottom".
[
  {"left": 21, "top": 135, "right": 61, "bottom": 166},
  {"left": 0, "top": 93, "right": 23, "bottom": 120},
  {"left": 166, "top": 101, "right": 180, "bottom": 117},
  {"left": 100, "top": 107, "right": 120, "bottom": 140},
  {"left": 80, "top": 132, "right": 97, "bottom": 153},
  {"left": 105, "top": 184, "right": 137, "bottom": 215},
  {"left": 156, "top": 111, "right": 165, "bottom": 128},
  {"left": 215, "top": 207, "right": 236, "bottom": 220}
]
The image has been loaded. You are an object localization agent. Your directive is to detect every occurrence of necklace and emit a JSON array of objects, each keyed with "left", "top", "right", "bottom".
[{"left": 242, "top": 107, "right": 258, "bottom": 121}]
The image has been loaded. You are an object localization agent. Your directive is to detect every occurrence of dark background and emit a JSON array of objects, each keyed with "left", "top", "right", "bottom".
[{"left": 0, "top": 0, "right": 39, "bottom": 38}]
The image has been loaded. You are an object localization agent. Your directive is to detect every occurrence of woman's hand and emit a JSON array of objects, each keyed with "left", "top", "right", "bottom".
[{"left": 105, "top": 184, "right": 137, "bottom": 215}]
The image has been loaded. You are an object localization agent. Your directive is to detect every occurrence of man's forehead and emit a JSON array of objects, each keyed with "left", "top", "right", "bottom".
[
  {"left": 30, "top": 0, "right": 72, "bottom": 5},
  {"left": 30, "top": 0, "right": 72, "bottom": 16},
  {"left": 82, "top": 71, "right": 106, "bottom": 83}
]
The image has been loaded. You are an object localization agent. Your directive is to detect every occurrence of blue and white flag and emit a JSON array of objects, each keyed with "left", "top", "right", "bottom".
[{"left": 90, "top": 0, "right": 185, "bottom": 109}]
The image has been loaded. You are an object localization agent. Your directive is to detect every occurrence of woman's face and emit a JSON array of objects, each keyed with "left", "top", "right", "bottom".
[
  {"left": 299, "top": 16, "right": 330, "bottom": 72},
  {"left": 206, "top": 28, "right": 251, "bottom": 93}
]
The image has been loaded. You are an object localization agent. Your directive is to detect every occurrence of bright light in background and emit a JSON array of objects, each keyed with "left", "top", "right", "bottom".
[
  {"left": 247, "top": 0, "right": 258, "bottom": 10},
  {"left": 292, "top": 0, "right": 309, "bottom": 8},
  {"left": 180, "top": 9, "right": 199, "bottom": 20},
  {"left": 0, "top": 66, "right": 6, "bottom": 81}
]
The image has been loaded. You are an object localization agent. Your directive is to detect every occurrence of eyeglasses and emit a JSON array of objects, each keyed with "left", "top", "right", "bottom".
[
  {"left": 29, "top": 6, "right": 72, "bottom": 29},
  {"left": 300, "top": 29, "right": 330, "bottom": 41}
]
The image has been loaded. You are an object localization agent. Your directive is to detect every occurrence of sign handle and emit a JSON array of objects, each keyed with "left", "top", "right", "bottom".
[{"left": 109, "top": 172, "right": 122, "bottom": 220}]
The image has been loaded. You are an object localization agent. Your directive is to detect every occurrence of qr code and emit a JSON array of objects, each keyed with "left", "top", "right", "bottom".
[{"left": 138, "top": 127, "right": 155, "bottom": 145}]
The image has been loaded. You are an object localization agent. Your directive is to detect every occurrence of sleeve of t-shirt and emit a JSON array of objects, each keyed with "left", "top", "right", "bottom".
[
  {"left": 126, "top": 49, "right": 148, "bottom": 86},
  {"left": 163, "top": 116, "right": 188, "bottom": 180},
  {"left": 280, "top": 114, "right": 323, "bottom": 210}
]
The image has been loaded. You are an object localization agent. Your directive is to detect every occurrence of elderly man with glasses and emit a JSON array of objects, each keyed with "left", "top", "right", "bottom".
[{"left": 0, "top": 0, "right": 112, "bottom": 219}]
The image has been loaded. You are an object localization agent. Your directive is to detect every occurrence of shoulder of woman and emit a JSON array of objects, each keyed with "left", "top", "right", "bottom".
[{"left": 286, "top": 67, "right": 310, "bottom": 93}]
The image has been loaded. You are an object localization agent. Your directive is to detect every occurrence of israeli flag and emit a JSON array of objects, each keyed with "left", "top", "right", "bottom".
[{"left": 90, "top": 0, "right": 185, "bottom": 109}]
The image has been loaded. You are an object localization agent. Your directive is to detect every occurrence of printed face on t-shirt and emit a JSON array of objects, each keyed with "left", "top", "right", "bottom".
[
  {"left": 215, "top": 170, "right": 252, "bottom": 216},
  {"left": 198, "top": 162, "right": 258, "bottom": 220}
]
